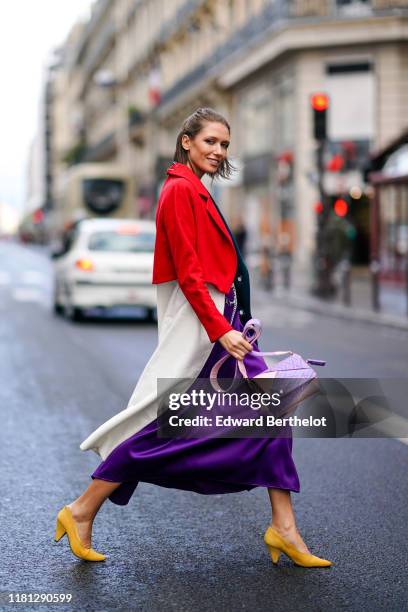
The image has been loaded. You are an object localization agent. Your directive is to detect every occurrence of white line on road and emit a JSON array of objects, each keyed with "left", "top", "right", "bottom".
[
  {"left": 0, "top": 271, "right": 11, "bottom": 285},
  {"left": 12, "top": 288, "right": 47, "bottom": 303},
  {"left": 20, "top": 270, "right": 49, "bottom": 285}
]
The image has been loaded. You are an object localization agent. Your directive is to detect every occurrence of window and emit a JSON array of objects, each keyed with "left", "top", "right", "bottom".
[
  {"left": 336, "top": 0, "right": 370, "bottom": 4},
  {"left": 335, "top": 0, "right": 371, "bottom": 16},
  {"left": 82, "top": 179, "right": 125, "bottom": 214},
  {"left": 239, "top": 82, "right": 272, "bottom": 155},
  {"left": 275, "top": 77, "right": 295, "bottom": 150},
  {"left": 88, "top": 230, "right": 155, "bottom": 253},
  {"left": 325, "top": 61, "right": 374, "bottom": 141}
]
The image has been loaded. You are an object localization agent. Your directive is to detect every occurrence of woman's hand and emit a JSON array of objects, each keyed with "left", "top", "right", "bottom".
[{"left": 219, "top": 330, "right": 253, "bottom": 361}]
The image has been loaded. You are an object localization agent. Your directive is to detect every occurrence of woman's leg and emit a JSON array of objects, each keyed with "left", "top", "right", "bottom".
[
  {"left": 66, "top": 479, "right": 122, "bottom": 548},
  {"left": 267, "top": 488, "right": 310, "bottom": 554}
]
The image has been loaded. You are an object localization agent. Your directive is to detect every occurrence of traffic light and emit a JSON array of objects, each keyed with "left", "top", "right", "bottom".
[
  {"left": 326, "top": 153, "right": 344, "bottom": 172},
  {"left": 314, "top": 201, "right": 324, "bottom": 214},
  {"left": 32, "top": 209, "right": 44, "bottom": 224},
  {"left": 310, "top": 93, "right": 329, "bottom": 141},
  {"left": 334, "top": 198, "right": 348, "bottom": 217}
]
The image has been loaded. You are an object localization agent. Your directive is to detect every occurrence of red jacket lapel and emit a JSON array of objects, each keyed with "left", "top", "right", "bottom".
[{"left": 166, "top": 162, "right": 233, "bottom": 246}]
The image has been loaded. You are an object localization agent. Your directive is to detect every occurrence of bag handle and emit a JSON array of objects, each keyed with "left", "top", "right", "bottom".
[{"left": 210, "top": 318, "right": 326, "bottom": 391}]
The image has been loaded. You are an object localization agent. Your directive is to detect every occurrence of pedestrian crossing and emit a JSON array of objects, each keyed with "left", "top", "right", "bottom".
[
  {"left": 2, "top": 243, "right": 407, "bottom": 448},
  {"left": 11, "top": 287, "right": 47, "bottom": 304},
  {"left": 0, "top": 271, "right": 10, "bottom": 285},
  {"left": 20, "top": 270, "right": 48, "bottom": 285},
  {"left": 0, "top": 243, "right": 53, "bottom": 308}
]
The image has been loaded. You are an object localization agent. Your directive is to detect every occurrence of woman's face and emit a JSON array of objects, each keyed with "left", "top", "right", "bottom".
[{"left": 182, "top": 121, "right": 230, "bottom": 178}]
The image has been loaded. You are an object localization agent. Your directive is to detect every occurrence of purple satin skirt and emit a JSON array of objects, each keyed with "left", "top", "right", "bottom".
[{"left": 91, "top": 285, "right": 300, "bottom": 505}]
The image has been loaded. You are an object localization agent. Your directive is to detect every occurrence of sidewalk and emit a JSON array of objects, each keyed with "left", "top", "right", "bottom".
[
  {"left": 250, "top": 263, "right": 408, "bottom": 331},
  {"left": 15, "top": 240, "right": 408, "bottom": 331}
]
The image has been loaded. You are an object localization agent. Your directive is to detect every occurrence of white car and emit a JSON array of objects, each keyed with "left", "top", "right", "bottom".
[{"left": 52, "top": 218, "right": 157, "bottom": 321}]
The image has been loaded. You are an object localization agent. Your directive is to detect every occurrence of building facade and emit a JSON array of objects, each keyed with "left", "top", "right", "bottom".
[{"left": 43, "top": 0, "right": 408, "bottom": 276}]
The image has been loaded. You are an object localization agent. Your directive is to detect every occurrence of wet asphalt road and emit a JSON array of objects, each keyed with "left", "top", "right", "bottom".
[{"left": 0, "top": 241, "right": 407, "bottom": 612}]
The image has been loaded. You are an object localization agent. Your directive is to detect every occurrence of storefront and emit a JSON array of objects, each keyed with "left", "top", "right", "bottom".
[
  {"left": 233, "top": 71, "right": 296, "bottom": 283},
  {"left": 368, "top": 131, "right": 408, "bottom": 314}
]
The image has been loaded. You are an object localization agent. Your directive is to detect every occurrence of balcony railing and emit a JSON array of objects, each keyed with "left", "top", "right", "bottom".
[
  {"left": 128, "top": 107, "right": 146, "bottom": 128},
  {"left": 83, "top": 132, "right": 116, "bottom": 162},
  {"left": 72, "top": 0, "right": 113, "bottom": 67},
  {"left": 156, "top": 0, "right": 208, "bottom": 47},
  {"left": 159, "top": 0, "right": 408, "bottom": 110},
  {"left": 127, "top": 0, "right": 208, "bottom": 81},
  {"left": 82, "top": 21, "right": 116, "bottom": 81}
]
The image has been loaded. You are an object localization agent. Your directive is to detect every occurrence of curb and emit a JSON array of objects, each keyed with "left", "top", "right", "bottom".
[{"left": 252, "top": 287, "right": 408, "bottom": 331}]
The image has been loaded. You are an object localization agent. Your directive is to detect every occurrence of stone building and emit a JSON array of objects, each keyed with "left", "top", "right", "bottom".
[{"left": 45, "top": 0, "right": 408, "bottom": 276}]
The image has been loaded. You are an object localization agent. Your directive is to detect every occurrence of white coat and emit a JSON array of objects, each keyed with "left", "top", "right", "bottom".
[{"left": 79, "top": 281, "right": 227, "bottom": 460}]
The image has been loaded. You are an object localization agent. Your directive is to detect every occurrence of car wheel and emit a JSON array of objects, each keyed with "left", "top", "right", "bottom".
[
  {"left": 53, "top": 290, "right": 64, "bottom": 315},
  {"left": 146, "top": 307, "right": 157, "bottom": 322},
  {"left": 53, "top": 301, "right": 64, "bottom": 315},
  {"left": 53, "top": 282, "right": 64, "bottom": 315},
  {"left": 64, "top": 300, "right": 85, "bottom": 322},
  {"left": 71, "top": 306, "right": 85, "bottom": 322}
]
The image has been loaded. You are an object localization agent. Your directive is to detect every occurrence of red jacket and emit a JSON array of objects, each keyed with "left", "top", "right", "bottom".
[{"left": 152, "top": 162, "right": 237, "bottom": 342}]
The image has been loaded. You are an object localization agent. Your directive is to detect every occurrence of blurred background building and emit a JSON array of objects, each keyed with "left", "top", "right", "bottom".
[{"left": 27, "top": 0, "right": 408, "bottom": 291}]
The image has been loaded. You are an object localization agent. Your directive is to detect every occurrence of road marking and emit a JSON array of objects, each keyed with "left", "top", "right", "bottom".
[
  {"left": 20, "top": 270, "right": 49, "bottom": 285},
  {"left": 12, "top": 288, "right": 45, "bottom": 303},
  {"left": 0, "top": 271, "right": 10, "bottom": 285}
]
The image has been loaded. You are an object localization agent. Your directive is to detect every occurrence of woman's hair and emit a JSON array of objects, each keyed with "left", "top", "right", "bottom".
[{"left": 173, "top": 107, "right": 236, "bottom": 180}]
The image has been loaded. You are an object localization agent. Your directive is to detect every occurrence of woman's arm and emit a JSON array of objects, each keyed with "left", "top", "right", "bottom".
[{"left": 160, "top": 181, "right": 234, "bottom": 343}]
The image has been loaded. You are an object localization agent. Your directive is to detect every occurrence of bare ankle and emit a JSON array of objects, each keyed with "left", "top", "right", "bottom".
[
  {"left": 67, "top": 501, "right": 95, "bottom": 522},
  {"left": 270, "top": 520, "right": 297, "bottom": 535}
]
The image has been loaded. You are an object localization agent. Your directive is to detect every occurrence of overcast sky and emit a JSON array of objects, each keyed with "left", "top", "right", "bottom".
[{"left": 0, "top": 1, "right": 94, "bottom": 217}]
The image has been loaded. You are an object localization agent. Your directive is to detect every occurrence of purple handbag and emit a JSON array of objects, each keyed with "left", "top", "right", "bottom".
[{"left": 210, "top": 318, "right": 326, "bottom": 417}]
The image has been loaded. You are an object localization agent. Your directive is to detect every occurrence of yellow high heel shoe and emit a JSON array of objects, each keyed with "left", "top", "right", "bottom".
[
  {"left": 264, "top": 526, "right": 332, "bottom": 568},
  {"left": 54, "top": 506, "right": 106, "bottom": 562}
]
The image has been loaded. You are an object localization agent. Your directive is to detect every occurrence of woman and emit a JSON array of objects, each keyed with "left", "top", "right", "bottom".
[{"left": 54, "top": 108, "right": 332, "bottom": 568}]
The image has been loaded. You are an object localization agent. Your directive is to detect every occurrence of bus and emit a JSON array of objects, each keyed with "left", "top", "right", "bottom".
[{"left": 50, "top": 163, "right": 136, "bottom": 246}]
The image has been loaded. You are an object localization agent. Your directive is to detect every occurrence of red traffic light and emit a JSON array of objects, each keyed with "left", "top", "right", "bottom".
[
  {"left": 326, "top": 153, "right": 344, "bottom": 172},
  {"left": 334, "top": 198, "right": 348, "bottom": 217},
  {"left": 310, "top": 93, "right": 329, "bottom": 111},
  {"left": 314, "top": 201, "right": 324, "bottom": 214},
  {"left": 32, "top": 209, "right": 44, "bottom": 224}
]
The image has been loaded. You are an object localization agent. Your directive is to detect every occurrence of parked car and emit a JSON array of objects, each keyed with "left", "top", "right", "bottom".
[{"left": 52, "top": 218, "right": 157, "bottom": 321}]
